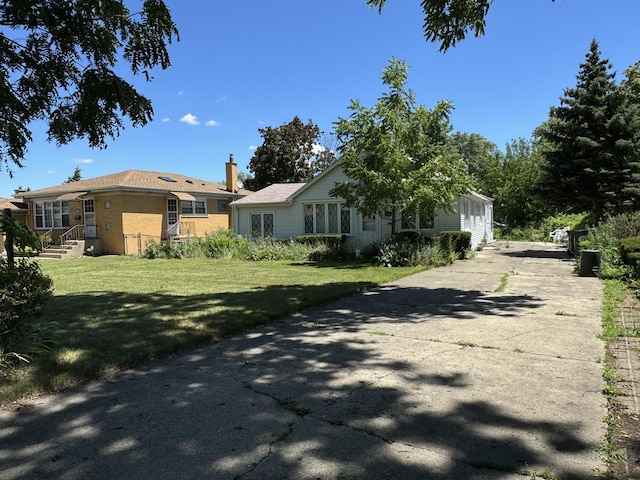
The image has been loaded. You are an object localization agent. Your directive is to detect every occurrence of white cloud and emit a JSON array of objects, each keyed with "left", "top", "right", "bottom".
[
  {"left": 161, "top": 117, "right": 170, "bottom": 123},
  {"left": 312, "top": 143, "right": 326, "bottom": 155},
  {"left": 205, "top": 120, "right": 220, "bottom": 127},
  {"left": 47, "top": 170, "right": 56, "bottom": 174},
  {"left": 71, "top": 157, "right": 94, "bottom": 164},
  {"left": 216, "top": 96, "right": 228, "bottom": 103},
  {"left": 180, "top": 113, "right": 200, "bottom": 126},
  {"left": 249, "top": 145, "right": 257, "bottom": 151},
  {"left": 178, "top": 91, "right": 184, "bottom": 96}
]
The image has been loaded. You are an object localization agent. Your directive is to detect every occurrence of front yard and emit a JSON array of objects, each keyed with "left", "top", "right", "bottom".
[{"left": 0, "top": 256, "right": 424, "bottom": 406}]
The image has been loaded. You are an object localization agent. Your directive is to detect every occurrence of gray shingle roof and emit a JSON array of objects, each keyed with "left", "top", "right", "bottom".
[{"left": 230, "top": 183, "right": 306, "bottom": 205}]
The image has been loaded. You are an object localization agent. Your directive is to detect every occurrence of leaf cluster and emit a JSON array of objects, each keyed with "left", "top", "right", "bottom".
[
  {"left": 0, "top": 0, "right": 179, "bottom": 176},
  {"left": 367, "top": 0, "right": 492, "bottom": 52},
  {"left": 247, "top": 116, "right": 329, "bottom": 191}
]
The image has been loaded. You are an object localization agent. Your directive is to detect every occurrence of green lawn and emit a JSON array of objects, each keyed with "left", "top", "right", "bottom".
[{"left": 1, "top": 256, "right": 424, "bottom": 405}]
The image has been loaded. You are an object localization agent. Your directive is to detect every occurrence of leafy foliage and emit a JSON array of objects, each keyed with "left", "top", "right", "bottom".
[
  {"left": 437, "top": 231, "right": 471, "bottom": 260},
  {"left": 0, "top": 0, "right": 179, "bottom": 176},
  {"left": 0, "top": 214, "right": 40, "bottom": 252},
  {"left": 0, "top": 258, "right": 53, "bottom": 366},
  {"left": 363, "top": 235, "right": 448, "bottom": 267},
  {"left": 535, "top": 40, "right": 640, "bottom": 224},
  {"left": 331, "top": 58, "right": 472, "bottom": 236},
  {"left": 452, "top": 133, "right": 545, "bottom": 226},
  {"left": 366, "top": 0, "right": 492, "bottom": 52},
  {"left": 246, "top": 116, "right": 331, "bottom": 191},
  {"left": 143, "top": 230, "right": 343, "bottom": 262}
]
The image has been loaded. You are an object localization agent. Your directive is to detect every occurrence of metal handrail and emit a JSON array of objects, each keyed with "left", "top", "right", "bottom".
[
  {"left": 58, "top": 224, "right": 85, "bottom": 245},
  {"left": 40, "top": 228, "right": 54, "bottom": 250}
]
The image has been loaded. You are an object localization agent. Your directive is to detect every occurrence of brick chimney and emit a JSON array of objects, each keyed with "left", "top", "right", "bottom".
[
  {"left": 226, "top": 154, "right": 238, "bottom": 193},
  {"left": 13, "top": 186, "right": 28, "bottom": 198}
]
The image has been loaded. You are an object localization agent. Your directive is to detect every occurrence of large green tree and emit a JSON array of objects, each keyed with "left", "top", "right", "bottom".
[
  {"left": 449, "top": 131, "right": 500, "bottom": 193},
  {"left": 0, "top": 0, "right": 179, "bottom": 177},
  {"left": 493, "top": 138, "right": 545, "bottom": 226},
  {"left": 330, "top": 58, "right": 471, "bottom": 235},
  {"left": 536, "top": 40, "right": 640, "bottom": 224},
  {"left": 246, "top": 116, "right": 324, "bottom": 191},
  {"left": 451, "top": 133, "right": 546, "bottom": 226}
]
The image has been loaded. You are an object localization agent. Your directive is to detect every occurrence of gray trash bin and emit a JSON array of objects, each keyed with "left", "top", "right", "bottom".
[{"left": 580, "top": 250, "right": 601, "bottom": 277}]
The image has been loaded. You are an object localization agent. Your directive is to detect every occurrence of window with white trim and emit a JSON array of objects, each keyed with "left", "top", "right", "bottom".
[
  {"left": 401, "top": 210, "right": 434, "bottom": 230},
  {"left": 251, "top": 213, "right": 274, "bottom": 237},
  {"left": 34, "top": 201, "right": 69, "bottom": 229},
  {"left": 181, "top": 199, "right": 206, "bottom": 216},
  {"left": 304, "top": 202, "right": 351, "bottom": 235}
]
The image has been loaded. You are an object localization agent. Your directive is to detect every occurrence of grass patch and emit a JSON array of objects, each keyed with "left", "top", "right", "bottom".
[
  {"left": 494, "top": 273, "right": 509, "bottom": 293},
  {"left": 599, "top": 279, "right": 632, "bottom": 471},
  {"left": 0, "top": 256, "right": 425, "bottom": 405}
]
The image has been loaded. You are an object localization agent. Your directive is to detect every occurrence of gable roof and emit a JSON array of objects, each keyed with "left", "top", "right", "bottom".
[
  {"left": 231, "top": 161, "right": 343, "bottom": 207},
  {"left": 231, "top": 183, "right": 306, "bottom": 205},
  {"left": 0, "top": 197, "right": 28, "bottom": 211},
  {"left": 22, "top": 170, "right": 252, "bottom": 199}
]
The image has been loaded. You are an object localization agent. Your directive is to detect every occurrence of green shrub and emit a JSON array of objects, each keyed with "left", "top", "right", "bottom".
[
  {"left": 437, "top": 231, "right": 471, "bottom": 260},
  {"left": 581, "top": 218, "right": 630, "bottom": 279},
  {"left": 620, "top": 236, "right": 640, "bottom": 269},
  {"left": 0, "top": 258, "right": 54, "bottom": 367},
  {"left": 202, "top": 229, "right": 251, "bottom": 259},
  {"left": 295, "top": 234, "right": 344, "bottom": 248},
  {"left": 142, "top": 238, "right": 208, "bottom": 259},
  {"left": 363, "top": 237, "right": 448, "bottom": 267},
  {"left": 539, "top": 213, "right": 591, "bottom": 235}
]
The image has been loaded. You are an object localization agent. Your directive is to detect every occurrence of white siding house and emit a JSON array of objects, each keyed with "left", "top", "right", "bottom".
[{"left": 231, "top": 162, "right": 494, "bottom": 250}]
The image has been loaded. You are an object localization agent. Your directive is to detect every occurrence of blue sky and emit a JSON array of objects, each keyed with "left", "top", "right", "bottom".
[{"left": 2, "top": 0, "right": 639, "bottom": 197}]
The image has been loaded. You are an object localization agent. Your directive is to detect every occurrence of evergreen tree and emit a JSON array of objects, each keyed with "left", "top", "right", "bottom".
[
  {"left": 536, "top": 40, "right": 640, "bottom": 224},
  {"left": 64, "top": 166, "right": 82, "bottom": 183}
]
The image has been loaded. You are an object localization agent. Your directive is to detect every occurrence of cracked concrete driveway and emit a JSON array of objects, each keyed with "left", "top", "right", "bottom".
[{"left": 0, "top": 241, "right": 606, "bottom": 479}]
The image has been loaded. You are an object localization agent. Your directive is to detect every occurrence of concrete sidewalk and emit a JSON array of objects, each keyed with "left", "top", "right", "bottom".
[{"left": 0, "top": 241, "right": 606, "bottom": 479}]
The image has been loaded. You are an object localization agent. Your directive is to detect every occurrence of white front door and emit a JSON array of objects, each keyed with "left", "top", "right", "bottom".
[
  {"left": 359, "top": 213, "right": 380, "bottom": 247},
  {"left": 84, "top": 199, "right": 96, "bottom": 238}
]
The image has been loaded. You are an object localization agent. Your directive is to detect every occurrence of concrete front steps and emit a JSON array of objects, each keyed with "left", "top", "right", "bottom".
[{"left": 39, "top": 240, "right": 86, "bottom": 259}]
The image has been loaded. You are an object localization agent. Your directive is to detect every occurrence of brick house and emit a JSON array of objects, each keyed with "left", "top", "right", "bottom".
[{"left": 19, "top": 157, "right": 250, "bottom": 255}]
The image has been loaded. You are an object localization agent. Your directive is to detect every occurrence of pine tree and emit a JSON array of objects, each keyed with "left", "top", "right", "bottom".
[{"left": 536, "top": 40, "right": 640, "bottom": 224}]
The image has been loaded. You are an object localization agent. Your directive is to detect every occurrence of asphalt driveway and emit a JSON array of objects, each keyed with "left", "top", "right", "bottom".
[{"left": 0, "top": 241, "right": 606, "bottom": 479}]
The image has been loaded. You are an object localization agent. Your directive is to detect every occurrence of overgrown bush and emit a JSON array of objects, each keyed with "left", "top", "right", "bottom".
[
  {"left": 202, "top": 229, "right": 251, "bottom": 259},
  {"left": 620, "top": 236, "right": 640, "bottom": 270},
  {"left": 246, "top": 238, "right": 329, "bottom": 261},
  {"left": 0, "top": 258, "right": 54, "bottom": 367},
  {"left": 498, "top": 213, "right": 591, "bottom": 242},
  {"left": 363, "top": 236, "right": 448, "bottom": 267},
  {"left": 438, "top": 231, "right": 471, "bottom": 260},
  {"left": 580, "top": 214, "right": 635, "bottom": 280},
  {"left": 143, "top": 238, "right": 208, "bottom": 259}
]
